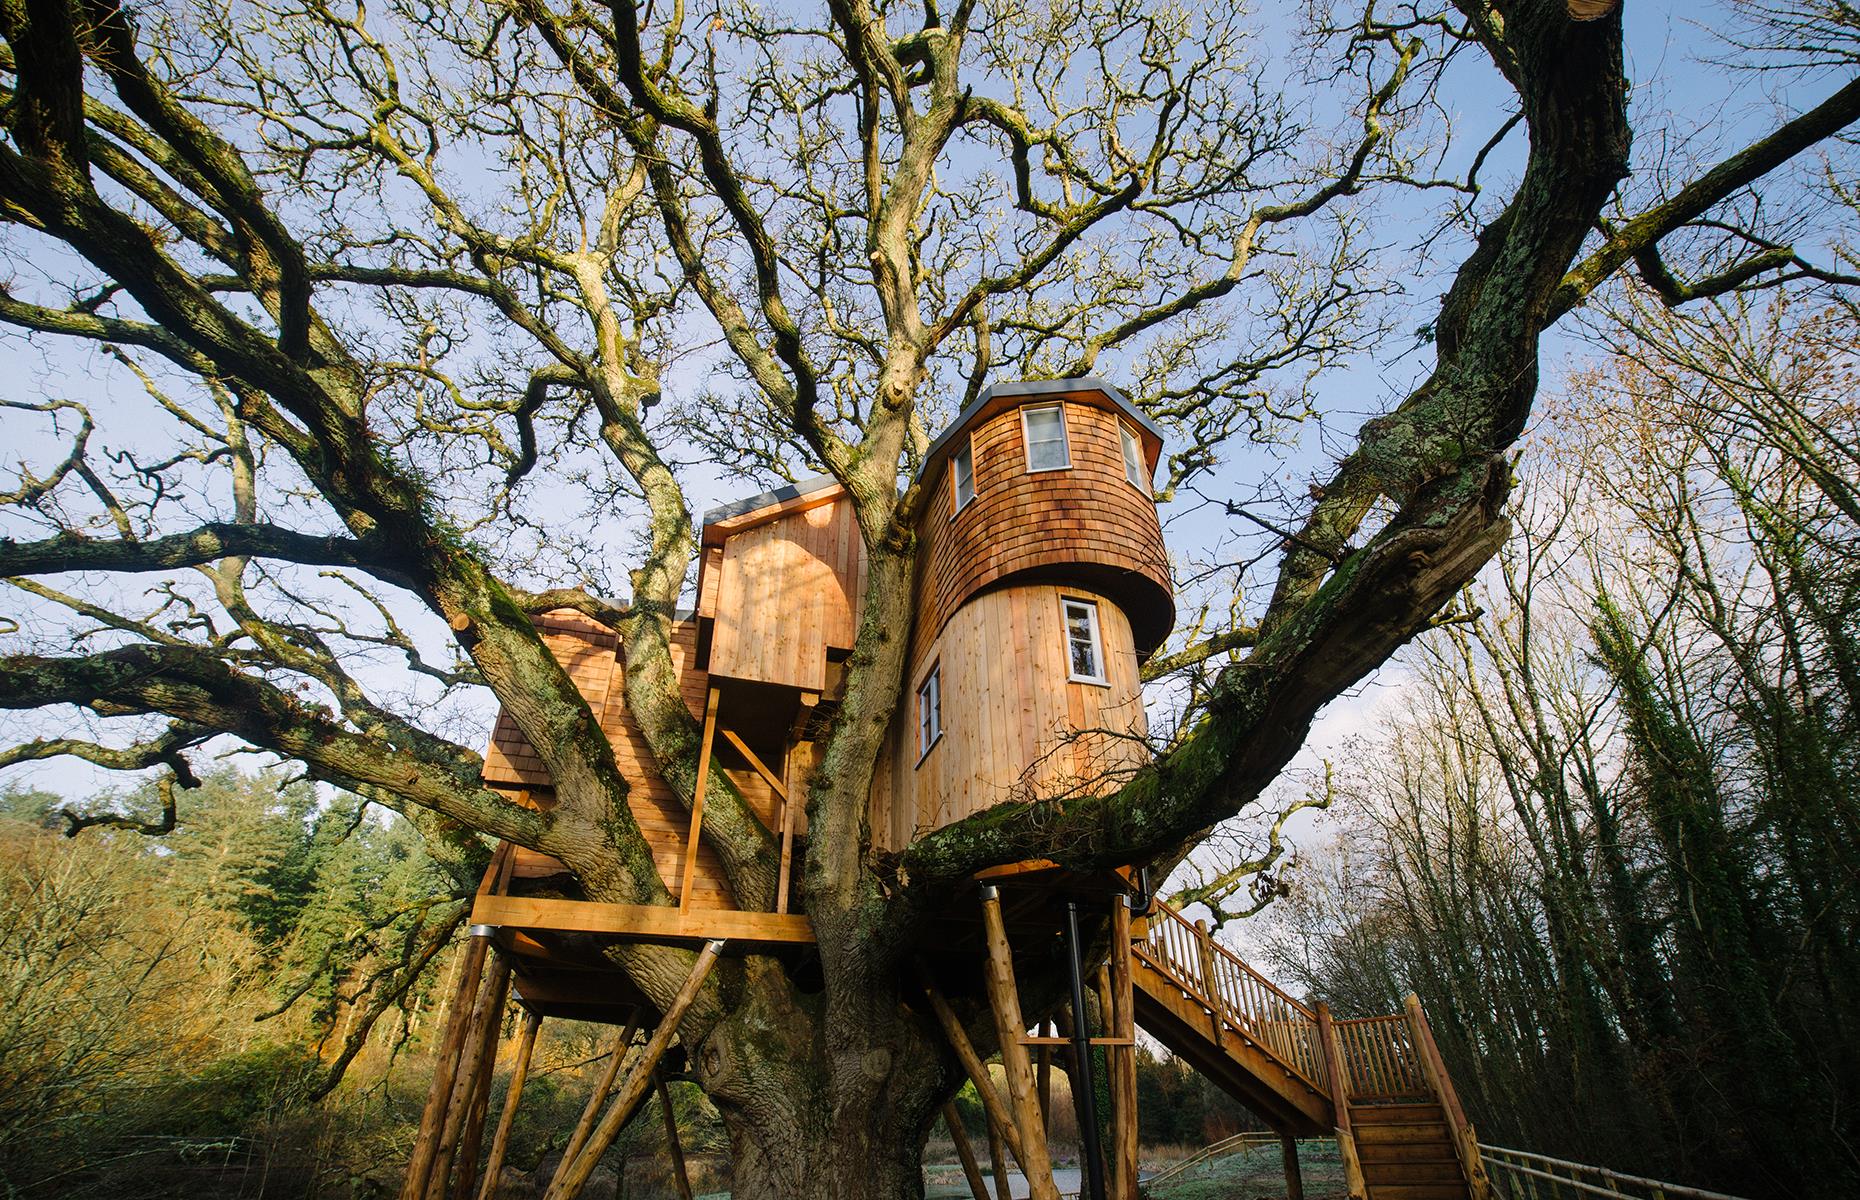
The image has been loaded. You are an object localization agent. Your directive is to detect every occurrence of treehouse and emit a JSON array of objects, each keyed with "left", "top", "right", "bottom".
[
  {"left": 471, "top": 376, "right": 1171, "bottom": 941},
  {"left": 408, "top": 379, "right": 1492, "bottom": 1200}
]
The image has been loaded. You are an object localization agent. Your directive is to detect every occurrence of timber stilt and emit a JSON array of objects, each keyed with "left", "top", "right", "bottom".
[
  {"left": 475, "top": 1010, "right": 541, "bottom": 1200},
  {"left": 978, "top": 886, "right": 1060, "bottom": 1200},
  {"left": 401, "top": 928, "right": 492, "bottom": 1200}
]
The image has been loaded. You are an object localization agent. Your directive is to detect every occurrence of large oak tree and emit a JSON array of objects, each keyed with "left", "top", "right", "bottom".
[{"left": 1, "top": 0, "right": 1856, "bottom": 1193}]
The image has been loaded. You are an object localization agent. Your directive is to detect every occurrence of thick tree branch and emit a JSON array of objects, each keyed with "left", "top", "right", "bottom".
[
  {"left": 0, "top": 523, "right": 409, "bottom": 584},
  {"left": 1553, "top": 74, "right": 1860, "bottom": 316}
]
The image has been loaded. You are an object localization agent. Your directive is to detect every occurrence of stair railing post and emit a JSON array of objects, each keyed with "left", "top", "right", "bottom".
[
  {"left": 1192, "top": 919, "right": 1225, "bottom": 1048},
  {"left": 1315, "top": 1002, "right": 1367, "bottom": 1200},
  {"left": 1404, "top": 993, "right": 1492, "bottom": 1200}
]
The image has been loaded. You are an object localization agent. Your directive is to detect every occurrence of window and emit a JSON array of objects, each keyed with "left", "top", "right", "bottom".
[
  {"left": 1120, "top": 422, "right": 1147, "bottom": 490},
  {"left": 951, "top": 438, "right": 976, "bottom": 513},
  {"left": 1062, "top": 599, "right": 1106, "bottom": 684},
  {"left": 1021, "top": 404, "right": 1071, "bottom": 472},
  {"left": 917, "top": 664, "right": 942, "bottom": 759}
]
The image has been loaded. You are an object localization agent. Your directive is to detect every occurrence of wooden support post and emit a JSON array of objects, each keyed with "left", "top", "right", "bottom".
[
  {"left": 1316, "top": 1002, "right": 1367, "bottom": 1200},
  {"left": 1404, "top": 993, "right": 1492, "bottom": 1200},
  {"left": 449, "top": 956, "right": 515, "bottom": 1200},
  {"left": 978, "top": 886, "right": 1061, "bottom": 1200},
  {"left": 401, "top": 928, "right": 491, "bottom": 1200},
  {"left": 474, "top": 1011, "right": 542, "bottom": 1200},
  {"left": 544, "top": 941, "right": 724, "bottom": 1200},
  {"left": 1280, "top": 1135, "right": 1305, "bottom": 1200},
  {"left": 943, "top": 1102, "right": 992, "bottom": 1200},
  {"left": 558, "top": 1013, "right": 641, "bottom": 1174},
  {"left": 985, "top": 1115, "right": 1013, "bottom": 1200},
  {"left": 429, "top": 950, "right": 511, "bottom": 1200},
  {"left": 679, "top": 688, "right": 721, "bottom": 909},
  {"left": 656, "top": 1071, "right": 694, "bottom": 1200},
  {"left": 1035, "top": 1032, "right": 1052, "bottom": 1137},
  {"left": 1109, "top": 896, "right": 1139, "bottom": 1200},
  {"left": 775, "top": 767, "right": 798, "bottom": 916},
  {"left": 720, "top": 729, "right": 799, "bottom": 914},
  {"left": 914, "top": 965, "right": 1027, "bottom": 1165}
]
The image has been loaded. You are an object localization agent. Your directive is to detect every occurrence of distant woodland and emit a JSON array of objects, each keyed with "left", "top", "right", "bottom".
[
  {"left": 0, "top": 765, "right": 1248, "bottom": 1198},
  {"left": 1255, "top": 291, "right": 1860, "bottom": 1199}
]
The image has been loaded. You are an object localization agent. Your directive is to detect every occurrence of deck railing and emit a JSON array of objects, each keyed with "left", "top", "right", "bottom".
[
  {"left": 1481, "top": 1146, "right": 1752, "bottom": 1200},
  {"left": 1332, "top": 1013, "right": 1430, "bottom": 1101},
  {"left": 1134, "top": 902, "right": 1326, "bottom": 1089}
]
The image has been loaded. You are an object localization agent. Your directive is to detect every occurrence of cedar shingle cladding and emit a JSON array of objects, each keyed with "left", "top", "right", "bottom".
[{"left": 910, "top": 398, "right": 1172, "bottom": 673}]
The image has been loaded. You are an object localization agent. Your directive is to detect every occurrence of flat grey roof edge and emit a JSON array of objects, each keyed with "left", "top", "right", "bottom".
[
  {"left": 917, "top": 376, "right": 1163, "bottom": 480},
  {"left": 699, "top": 471, "right": 842, "bottom": 528}
]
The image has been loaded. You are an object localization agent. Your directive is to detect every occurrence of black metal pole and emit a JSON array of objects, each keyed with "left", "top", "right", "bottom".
[{"left": 1065, "top": 900, "right": 1109, "bottom": 1200}]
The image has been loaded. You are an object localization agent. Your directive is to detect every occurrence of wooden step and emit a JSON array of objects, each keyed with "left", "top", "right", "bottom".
[
  {"left": 1361, "top": 1161, "right": 1467, "bottom": 1185},
  {"left": 1364, "top": 1186, "right": 1468, "bottom": 1200},
  {"left": 1354, "top": 1121, "right": 1455, "bottom": 1147},
  {"left": 1353, "top": 1102, "right": 1446, "bottom": 1124},
  {"left": 1358, "top": 1141, "right": 1463, "bottom": 1165}
]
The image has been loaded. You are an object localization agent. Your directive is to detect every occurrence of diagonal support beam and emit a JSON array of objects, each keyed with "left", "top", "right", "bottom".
[
  {"left": 915, "top": 963, "right": 1026, "bottom": 1166},
  {"left": 474, "top": 1010, "right": 542, "bottom": 1200},
  {"left": 543, "top": 940, "right": 724, "bottom": 1200}
]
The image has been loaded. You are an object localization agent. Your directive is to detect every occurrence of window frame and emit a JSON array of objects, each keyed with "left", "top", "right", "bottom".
[
  {"left": 1020, "top": 403, "right": 1072, "bottom": 473},
  {"left": 950, "top": 436, "right": 976, "bottom": 516},
  {"left": 1119, "top": 421, "right": 1148, "bottom": 491},
  {"left": 1061, "top": 597, "right": 1108, "bottom": 686},
  {"left": 916, "top": 662, "right": 943, "bottom": 762}
]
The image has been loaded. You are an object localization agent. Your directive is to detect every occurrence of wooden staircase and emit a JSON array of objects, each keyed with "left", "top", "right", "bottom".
[
  {"left": 1353, "top": 1102, "right": 1472, "bottom": 1200},
  {"left": 1126, "top": 901, "right": 1488, "bottom": 1200}
]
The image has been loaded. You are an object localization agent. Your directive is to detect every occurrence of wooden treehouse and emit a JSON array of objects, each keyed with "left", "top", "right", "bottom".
[{"left": 403, "top": 379, "right": 1492, "bottom": 1200}]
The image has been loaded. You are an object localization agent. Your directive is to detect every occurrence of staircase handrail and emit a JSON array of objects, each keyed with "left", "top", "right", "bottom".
[
  {"left": 1133, "top": 901, "right": 1327, "bottom": 1091},
  {"left": 1141, "top": 1130, "right": 1279, "bottom": 1189},
  {"left": 1479, "top": 1145, "right": 1752, "bottom": 1200},
  {"left": 1404, "top": 993, "right": 1490, "bottom": 1200},
  {"left": 1145, "top": 901, "right": 1317, "bottom": 1018}
]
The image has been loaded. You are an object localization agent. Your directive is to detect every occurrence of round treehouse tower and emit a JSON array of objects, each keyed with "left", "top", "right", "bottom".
[{"left": 871, "top": 378, "right": 1174, "bottom": 850}]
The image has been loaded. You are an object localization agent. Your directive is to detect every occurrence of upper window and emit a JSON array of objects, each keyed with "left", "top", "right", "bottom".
[
  {"left": 1120, "top": 422, "right": 1148, "bottom": 490},
  {"left": 951, "top": 438, "right": 976, "bottom": 514},
  {"left": 917, "top": 664, "right": 943, "bottom": 760},
  {"left": 1021, "top": 404, "right": 1071, "bottom": 472},
  {"left": 1062, "top": 599, "right": 1106, "bottom": 684}
]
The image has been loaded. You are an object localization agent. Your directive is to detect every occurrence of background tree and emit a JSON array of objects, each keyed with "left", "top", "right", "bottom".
[
  {"left": 1, "top": 0, "right": 1856, "bottom": 1195},
  {"left": 1257, "top": 288, "right": 1860, "bottom": 1197}
]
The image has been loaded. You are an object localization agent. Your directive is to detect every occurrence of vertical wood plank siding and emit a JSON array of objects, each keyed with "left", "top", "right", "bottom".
[
  {"left": 872, "top": 583, "right": 1151, "bottom": 848},
  {"left": 708, "top": 496, "right": 864, "bottom": 691}
]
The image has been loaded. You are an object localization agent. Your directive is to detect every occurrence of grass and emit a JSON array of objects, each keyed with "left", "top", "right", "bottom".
[{"left": 1143, "top": 1138, "right": 1348, "bottom": 1200}]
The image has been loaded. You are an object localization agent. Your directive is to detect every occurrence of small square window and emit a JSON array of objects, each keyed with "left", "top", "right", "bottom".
[
  {"left": 1120, "top": 422, "right": 1148, "bottom": 490},
  {"left": 917, "top": 664, "right": 943, "bottom": 760},
  {"left": 1021, "top": 404, "right": 1071, "bottom": 472},
  {"left": 951, "top": 439, "right": 976, "bottom": 513},
  {"left": 1062, "top": 599, "right": 1106, "bottom": 684}
]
